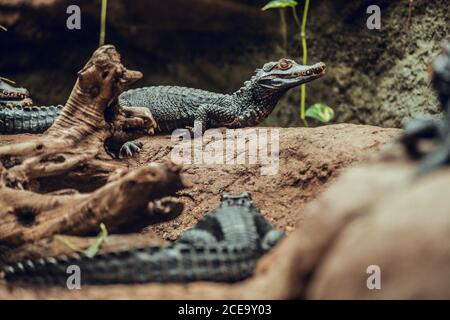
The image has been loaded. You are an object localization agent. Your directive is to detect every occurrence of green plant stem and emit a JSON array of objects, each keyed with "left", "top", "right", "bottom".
[
  {"left": 301, "top": 85, "right": 308, "bottom": 126},
  {"left": 84, "top": 223, "right": 108, "bottom": 258},
  {"left": 54, "top": 235, "right": 84, "bottom": 252},
  {"left": 279, "top": 9, "right": 288, "bottom": 56},
  {"left": 99, "top": 0, "right": 108, "bottom": 46},
  {"left": 293, "top": 0, "right": 310, "bottom": 127},
  {"left": 0, "top": 77, "right": 15, "bottom": 84}
]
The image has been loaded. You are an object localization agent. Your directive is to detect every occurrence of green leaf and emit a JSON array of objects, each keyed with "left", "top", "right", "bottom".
[
  {"left": 305, "top": 103, "right": 335, "bottom": 123},
  {"left": 54, "top": 235, "right": 84, "bottom": 252},
  {"left": 84, "top": 223, "right": 109, "bottom": 258},
  {"left": 262, "top": 0, "right": 298, "bottom": 11},
  {"left": 53, "top": 223, "right": 109, "bottom": 258}
]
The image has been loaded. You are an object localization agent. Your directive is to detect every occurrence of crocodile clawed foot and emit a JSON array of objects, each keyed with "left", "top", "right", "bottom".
[
  {"left": 119, "top": 141, "right": 143, "bottom": 159},
  {"left": 147, "top": 198, "right": 184, "bottom": 222}
]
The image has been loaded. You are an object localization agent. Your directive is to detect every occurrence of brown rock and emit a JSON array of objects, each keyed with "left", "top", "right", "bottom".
[{"left": 306, "top": 163, "right": 450, "bottom": 299}]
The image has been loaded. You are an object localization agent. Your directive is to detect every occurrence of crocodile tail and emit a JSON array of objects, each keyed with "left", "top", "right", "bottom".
[
  {"left": 0, "top": 105, "right": 63, "bottom": 134},
  {"left": 3, "top": 244, "right": 262, "bottom": 285}
]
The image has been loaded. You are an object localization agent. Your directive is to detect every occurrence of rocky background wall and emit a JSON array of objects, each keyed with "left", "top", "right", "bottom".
[{"left": 0, "top": 0, "right": 448, "bottom": 127}]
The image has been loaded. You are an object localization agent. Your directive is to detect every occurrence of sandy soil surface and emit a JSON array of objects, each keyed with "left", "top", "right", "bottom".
[
  {"left": 0, "top": 124, "right": 401, "bottom": 299},
  {"left": 128, "top": 124, "right": 400, "bottom": 240}
]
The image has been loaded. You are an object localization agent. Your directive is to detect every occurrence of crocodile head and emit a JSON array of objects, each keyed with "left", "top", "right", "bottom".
[
  {"left": 254, "top": 58, "right": 327, "bottom": 92},
  {"left": 0, "top": 79, "right": 33, "bottom": 107},
  {"left": 232, "top": 59, "right": 327, "bottom": 126},
  {"left": 220, "top": 192, "right": 253, "bottom": 207}
]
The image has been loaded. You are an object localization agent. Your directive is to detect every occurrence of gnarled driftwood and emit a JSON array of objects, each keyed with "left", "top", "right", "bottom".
[{"left": 0, "top": 45, "right": 185, "bottom": 248}]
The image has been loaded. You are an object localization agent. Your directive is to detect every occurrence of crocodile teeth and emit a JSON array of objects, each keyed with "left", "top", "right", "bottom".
[
  {"left": 46, "top": 257, "right": 58, "bottom": 264},
  {"left": 37, "top": 258, "right": 46, "bottom": 265},
  {"left": 15, "top": 262, "right": 25, "bottom": 272},
  {"left": 313, "top": 67, "right": 324, "bottom": 74},
  {"left": 0, "top": 90, "right": 29, "bottom": 99},
  {"left": 3, "top": 266, "right": 15, "bottom": 274},
  {"left": 25, "top": 260, "right": 34, "bottom": 269}
]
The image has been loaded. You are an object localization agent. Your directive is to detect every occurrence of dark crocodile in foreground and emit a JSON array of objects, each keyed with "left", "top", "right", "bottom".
[
  {"left": 0, "top": 105, "right": 63, "bottom": 134},
  {"left": 2, "top": 192, "right": 284, "bottom": 285},
  {"left": 400, "top": 41, "right": 450, "bottom": 176},
  {"left": 0, "top": 79, "right": 63, "bottom": 134},
  {"left": 0, "top": 58, "right": 326, "bottom": 134}
]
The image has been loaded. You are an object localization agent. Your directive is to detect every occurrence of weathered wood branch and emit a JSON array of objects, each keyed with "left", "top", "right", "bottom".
[
  {"left": 0, "top": 163, "right": 184, "bottom": 247},
  {"left": 0, "top": 45, "right": 184, "bottom": 248},
  {"left": 0, "top": 45, "right": 156, "bottom": 189}
]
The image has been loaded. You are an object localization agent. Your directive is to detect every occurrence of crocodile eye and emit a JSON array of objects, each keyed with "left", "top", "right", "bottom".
[{"left": 277, "top": 59, "right": 292, "bottom": 70}]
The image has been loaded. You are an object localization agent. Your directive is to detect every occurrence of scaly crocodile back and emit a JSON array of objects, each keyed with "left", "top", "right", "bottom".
[
  {"left": 3, "top": 193, "right": 284, "bottom": 285},
  {"left": 119, "top": 86, "right": 228, "bottom": 132},
  {"left": 0, "top": 105, "right": 63, "bottom": 134}
]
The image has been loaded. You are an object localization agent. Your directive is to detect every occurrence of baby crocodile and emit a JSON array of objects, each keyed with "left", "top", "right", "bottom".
[
  {"left": 1, "top": 58, "right": 326, "bottom": 134},
  {"left": 2, "top": 192, "right": 284, "bottom": 285},
  {"left": 120, "top": 58, "right": 326, "bottom": 132}
]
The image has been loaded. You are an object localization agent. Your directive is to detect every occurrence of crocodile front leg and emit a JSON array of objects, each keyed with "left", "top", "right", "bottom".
[
  {"left": 110, "top": 105, "right": 157, "bottom": 158},
  {"left": 194, "top": 104, "right": 236, "bottom": 132},
  {"left": 119, "top": 141, "right": 142, "bottom": 158}
]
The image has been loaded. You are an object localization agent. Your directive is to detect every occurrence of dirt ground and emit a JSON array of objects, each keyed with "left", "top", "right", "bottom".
[
  {"left": 134, "top": 124, "right": 400, "bottom": 241},
  {"left": 0, "top": 125, "right": 399, "bottom": 242},
  {"left": 0, "top": 124, "right": 400, "bottom": 299}
]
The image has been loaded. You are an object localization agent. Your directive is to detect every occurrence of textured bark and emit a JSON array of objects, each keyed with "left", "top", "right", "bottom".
[
  {"left": 0, "top": 45, "right": 157, "bottom": 187},
  {"left": 0, "top": 45, "right": 185, "bottom": 247}
]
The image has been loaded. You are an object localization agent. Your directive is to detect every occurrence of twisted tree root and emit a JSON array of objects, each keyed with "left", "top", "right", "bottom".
[
  {"left": 0, "top": 163, "right": 184, "bottom": 247},
  {"left": 0, "top": 45, "right": 157, "bottom": 189},
  {"left": 0, "top": 45, "right": 184, "bottom": 249}
]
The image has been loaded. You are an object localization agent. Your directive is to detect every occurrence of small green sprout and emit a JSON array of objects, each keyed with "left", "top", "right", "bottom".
[
  {"left": 261, "top": 0, "right": 298, "bottom": 10},
  {"left": 54, "top": 223, "right": 109, "bottom": 258},
  {"left": 0, "top": 77, "right": 16, "bottom": 84},
  {"left": 306, "top": 103, "right": 335, "bottom": 123}
]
